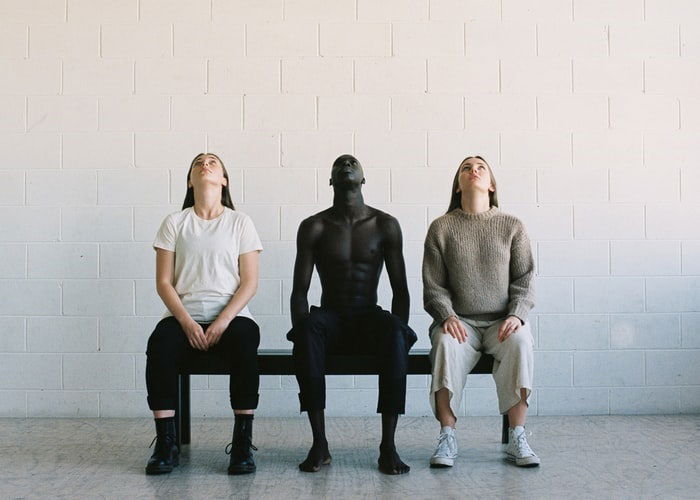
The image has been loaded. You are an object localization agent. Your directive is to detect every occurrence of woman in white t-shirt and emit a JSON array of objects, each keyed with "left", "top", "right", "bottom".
[{"left": 145, "top": 153, "right": 263, "bottom": 476}]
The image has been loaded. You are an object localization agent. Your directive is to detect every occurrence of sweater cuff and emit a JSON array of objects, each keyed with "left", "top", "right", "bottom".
[
  {"left": 428, "top": 303, "right": 457, "bottom": 326},
  {"left": 508, "top": 303, "right": 531, "bottom": 325}
]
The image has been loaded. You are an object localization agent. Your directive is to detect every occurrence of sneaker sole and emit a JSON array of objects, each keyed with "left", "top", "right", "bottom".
[
  {"left": 506, "top": 454, "right": 540, "bottom": 467},
  {"left": 429, "top": 457, "right": 455, "bottom": 468}
]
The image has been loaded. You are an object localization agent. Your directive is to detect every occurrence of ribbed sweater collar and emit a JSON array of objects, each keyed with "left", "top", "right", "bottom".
[{"left": 450, "top": 206, "right": 500, "bottom": 221}]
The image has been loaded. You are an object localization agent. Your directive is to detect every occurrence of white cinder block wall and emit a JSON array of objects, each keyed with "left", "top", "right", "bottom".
[{"left": 1, "top": 0, "right": 699, "bottom": 418}]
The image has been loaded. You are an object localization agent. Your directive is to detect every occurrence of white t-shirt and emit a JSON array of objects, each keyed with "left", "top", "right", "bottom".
[{"left": 153, "top": 207, "right": 263, "bottom": 323}]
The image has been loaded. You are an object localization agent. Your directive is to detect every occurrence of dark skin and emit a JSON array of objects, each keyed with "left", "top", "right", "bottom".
[{"left": 290, "top": 154, "right": 411, "bottom": 475}]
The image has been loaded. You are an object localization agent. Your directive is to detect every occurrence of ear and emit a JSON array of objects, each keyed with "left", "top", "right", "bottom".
[{"left": 222, "top": 177, "right": 228, "bottom": 187}]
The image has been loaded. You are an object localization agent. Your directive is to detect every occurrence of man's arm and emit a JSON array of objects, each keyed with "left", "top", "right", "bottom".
[
  {"left": 381, "top": 215, "right": 410, "bottom": 323},
  {"left": 290, "top": 217, "right": 320, "bottom": 327}
]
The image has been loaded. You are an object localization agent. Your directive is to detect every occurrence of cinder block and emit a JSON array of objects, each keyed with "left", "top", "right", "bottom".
[
  {"left": 282, "top": 58, "right": 352, "bottom": 95},
  {"left": 391, "top": 95, "right": 463, "bottom": 130},
  {"left": 99, "top": 390, "right": 149, "bottom": 417},
  {"left": 134, "top": 131, "right": 205, "bottom": 171},
  {"left": 209, "top": 132, "right": 278, "bottom": 168},
  {"left": 427, "top": 56, "right": 497, "bottom": 94},
  {"left": 682, "top": 241, "right": 700, "bottom": 275},
  {"left": 573, "top": 0, "right": 643, "bottom": 21},
  {"left": 173, "top": 24, "right": 243, "bottom": 58},
  {"left": 429, "top": 0, "right": 499, "bottom": 21},
  {"left": 538, "top": 96, "right": 608, "bottom": 131},
  {"left": 465, "top": 95, "right": 536, "bottom": 130},
  {"left": 281, "top": 132, "right": 352, "bottom": 168},
  {"left": 0, "top": 132, "right": 59, "bottom": 169},
  {"left": 99, "top": 242, "right": 153, "bottom": 279},
  {"left": 0, "top": 171, "right": 23, "bottom": 206},
  {"left": 574, "top": 204, "right": 643, "bottom": 240},
  {"left": 247, "top": 23, "right": 317, "bottom": 57},
  {"left": 28, "top": 243, "right": 98, "bottom": 279},
  {"left": 236, "top": 204, "right": 280, "bottom": 240},
  {"left": 501, "top": 57, "right": 571, "bottom": 94},
  {"left": 646, "top": 59, "right": 700, "bottom": 95},
  {"left": 610, "top": 95, "right": 679, "bottom": 131},
  {"left": 609, "top": 22, "right": 679, "bottom": 57},
  {"left": 256, "top": 241, "right": 296, "bottom": 278},
  {"left": 681, "top": 168, "right": 700, "bottom": 203},
  {"left": 99, "top": 316, "right": 155, "bottom": 353},
  {"left": 681, "top": 24, "right": 700, "bottom": 57},
  {"left": 0, "top": 280, "right": 60, "bottom": 315},
  {"left": 610, "top": 169, "right": 679, "bottom": 202},
  {"left": 372, "top": 205, "right": 427, "bottom": 242},
  {"left": 280, "top": 205, "right": 324, "bottom": 240},
  {"left": 0, "top": 96, "right": 24, "bottom": 132},
  {"left": 28, "top": 391, "right": 99, "bottom": 417},
  {"left": 538, "top": 241, "right": 609, "bottom": 277},
  {"left": 133, "top": 206, "right": 177, "bottom": 242},
  {"left": 611, "top": 241, "right": 681, "bottom": 276},
  {"left": 535, "top": 351, "right": 573, "bottom": 387},
  {"left": 320, "top": 23, "right": 390, "bottom": 56},
  {"left": 255, "top": 389, "right": 300, "bottom": 416},
  {"left": 255, "top": 315, "right": 292, "bottom": 349},
  {"left": 135, "top": 279, "right": 163, "bottom": 316},
  {"left": 285, "top": 0, "right": 355, "bottom": 20},
  {"left": 358, "top": 0, "right": 427, "bottom": 21},
  {"left": 356, "top": 58, "right": 426, "bottom": 94},
  {"left": 212, "top": 0, "right": 283, "bottom": 22},
  {"left": 460, "top": 388, "right": 499, "bottom": 416},
  {"left": 354, "top": 131, "right": 425, "bottom": 168},
  {"left": 136, "top": 59, "right": 206, "bottom": 95},
  {"left": 318, "top": 96, "right": 390, "bottom": 131},
  {"left": 98, "top": 95, "right": 169, "bottom": 131},
  {"left": 0, "top": 317, "right": 25, "bottom": 352},
  {"left": 0, "top": 0, "right": 65, "bottom": 22},
  {"left": 681, "top": 387, "right": 700, "bottom": 413},
  {"left": 67, "top": 0, "right": 138, "bottom": 22},
  {"left": 63, "top": 132, "right": 132, "bottom": 169},
  {"left": 139, "top": 0, "right": 210, "bottom": 23},
  {"left": 102, "top": 24, "right": 170, "bottom": 58},
  {"left": 646, "top": 204, "right": 700, "bottom": 240},
  {"left": 0, "top": 353, "right": 62, "bottom": 389},
  {"left": 611, "top": 388, "right": 680, "bottom": 414},
  {"left": 501, "top": 131, "right": 570, "bottom": 168},
  {"left": 0, "top": 58, "right": 60, "bottom": 95},
  {"left": 208, "top": 58, "right": 279, "bottom": 94},
  {"left": 538, "top": 314, "right": 609, "bottom": 350},
  {"left": 245, "top": 95, "right": 315, "bottom": 131},
  {"left": 574, "top": 58, "right": 642, "bottom": 94},
  {"left": 646, "top": 0, "right": 700, "bottom": 22},
  {"left": 646, "top": 350, "right": 700, "bottom": 386},
  {"left": 0, "top": 391, "right": 26, "bottom": 417},
  {"left": 538, "top": 169, "right": 607, "bottom": 203},
  {"left": 63, "top": 353, "right": 135, "bottom": 389},
  {"left": 575, "top": 277, "right": 645, "bottom": 313},
  {"left": 0, "top": 208, "right": 59, "bottom": 242},
  {"left": 171, "top": 96, "right": 242, "bottom": 131},
  {"left": 427, "top": 131, "right": 498, "bottom": 168},
  {"left": 62, "top": 207, "right": 132, "bottom": 242},
  {"left": 187, "top": 389, "right": 233, "bottom": 416},
  {"left": 390, "top": 167, "right": 454, "bottom": 203},
  {"left": 63, "top": 59, "right": 133, "bottom": 95},
  {"left": 495, "top": 168, "right": 537, "bottom": 203},
  {"left": 62, "top": 280, "right": 134, "bottom": 316},
  {"left": 244, "top": 168, "right": 315, "bottom": 203},
  {"left": 248, "top": 279, "right": 282, "bottom": 315},
  {"left": 610, "top": 313, "right": 680, "bottom": 349},
  {"left": 646, "top": 276, "right": 700, "bottom": 313},
  {"left": 538, "top": 387, "right": 609, "bottom": 415},
  {"left": 392, "top": 22, "right": 464, "bottom": 57},
  {"left": 0, "top": 244, "right": 25, "bottom": 278},
  {"left": 98, "top": 169, "right": 169, "bottom": 205},
  {"left": 505, "top": 204, "right": 572, "bottom": 240},
  {"left": 0, "top": 24, "right": 27, "bottom": 58},
  {"left": 537, "top": 23, "right": 608, "bottom": 57},
  {"left": 29, "top": 23, "right": 98, "bottom": 57},
  {"left": 502, "top": 0, "right": 572, "bottom": 20},
  {"left": 465, "top": 22, "right": 536, "bottom": 57},
  {"left": 574, "top": 351, "right": 644, "bottom": 387},
  {"left": 27, "top": 317, "right": 98, "bottom": 353},
  {"left": 26, "top": 170, "right": 97, "bottom": 206},
  {"left": 573, "top": 131, "right": 643, "bottom": 169}
]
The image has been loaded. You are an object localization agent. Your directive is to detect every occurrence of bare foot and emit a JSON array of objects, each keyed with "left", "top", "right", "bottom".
[
  {"left": 298, "top": 443, "right": 332, "bottom": 472},
  {"left": 378, "top": 446, "right": 410, "bottom": 475}
]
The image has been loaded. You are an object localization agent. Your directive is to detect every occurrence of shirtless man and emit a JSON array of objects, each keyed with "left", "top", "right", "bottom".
[{"left": 287, "top": 154, "right": 417, "bottom": 475}]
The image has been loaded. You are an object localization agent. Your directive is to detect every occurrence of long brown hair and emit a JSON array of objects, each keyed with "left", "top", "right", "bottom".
[
  {"left": 182, "top": 153, "right": 235, "bottom": 210},
  {"left": 446, "top": 155, "right": 498, "bottom": 213}
]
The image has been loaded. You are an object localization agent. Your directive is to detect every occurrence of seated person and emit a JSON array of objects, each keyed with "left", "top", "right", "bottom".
[{"left": 287, "top": 154, "right": 417, "bottom": 475}]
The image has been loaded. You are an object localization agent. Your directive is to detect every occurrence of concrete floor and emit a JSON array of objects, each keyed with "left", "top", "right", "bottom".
[{"left": 1, "top": 415, "right": 699, "bottom": 499}]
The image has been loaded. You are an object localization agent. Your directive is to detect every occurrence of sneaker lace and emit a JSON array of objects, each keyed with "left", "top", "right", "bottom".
[
  {"left": 436, "top": 432, "right": 455, "bottom": 455},
  {"left": 515, "top": 430, "right": 534, "bottom": 456}
]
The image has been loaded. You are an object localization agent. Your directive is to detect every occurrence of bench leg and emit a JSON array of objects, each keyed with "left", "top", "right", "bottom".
[
  {"left": 501, "top": 414, "right": 509, "bottom": 444},
  {"left": 176, "top": 374, "right": 191, "bottom": 446}
]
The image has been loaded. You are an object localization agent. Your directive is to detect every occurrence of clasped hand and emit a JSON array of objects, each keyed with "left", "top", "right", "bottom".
[{"left": 183, "top": 317, "right": 229, "bottom": 351}]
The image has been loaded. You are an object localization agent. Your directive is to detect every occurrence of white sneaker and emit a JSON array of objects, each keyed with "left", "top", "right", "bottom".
[
  {"left": 506, "top": 426, "right": 540, "bottom": 467},
  {"left": 430, "top": 426, "right": 458, "bottom": 467}
]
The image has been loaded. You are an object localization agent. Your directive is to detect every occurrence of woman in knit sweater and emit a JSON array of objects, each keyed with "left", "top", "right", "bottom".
[{"left": 422, "top": 155, "right": 540, "bottom": 468}]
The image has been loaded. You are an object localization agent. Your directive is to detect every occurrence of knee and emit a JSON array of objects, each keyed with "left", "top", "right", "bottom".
[
  {"left": 292, "top": 310, "right": 327, "bottom": 342},
  {"left": 431, "top": 329, "right": 459, "bottom": 353},
  {"left": 503, "top": 328, "right": 533, "bottom": 354},
  {"left": 146, "top": 317, "right": 181, "bottom": 356},
  {"left": 227, "top": 318, "right": 260, "bottom": 349}
]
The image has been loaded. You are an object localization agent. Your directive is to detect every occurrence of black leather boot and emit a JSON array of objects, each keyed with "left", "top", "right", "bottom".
[
  {"left": 227, "top": 415, "right": 257, "bottom": 475},
  {"left": 145, "top": 417, "right": 180, "bottom": 475}
]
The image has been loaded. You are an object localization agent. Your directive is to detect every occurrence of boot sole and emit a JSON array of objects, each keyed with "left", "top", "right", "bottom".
[
  {"left": 145, "top": 456, "right": 179, "bottom": 475},
  {"left": 228, "top": 466, "right": 256, "bottom": 475}
]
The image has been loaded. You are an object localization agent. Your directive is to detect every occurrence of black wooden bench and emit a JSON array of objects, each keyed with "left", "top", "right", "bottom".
[{"left": 176, "top": 349, "right": 509, "bottom": 447}]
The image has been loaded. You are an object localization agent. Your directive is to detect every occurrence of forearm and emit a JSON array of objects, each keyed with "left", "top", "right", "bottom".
[
  {"left": 157, "top": 283, "right": 193, "bottom": 325},
  {"left": 216, "top": 282, "right": 258, "bottom": 324},
  {"left": 290, "top": 291, "right": 309, "bottom": 327},
  {"left": 391, "top": 290, "right": 410, "bottom": 324}
]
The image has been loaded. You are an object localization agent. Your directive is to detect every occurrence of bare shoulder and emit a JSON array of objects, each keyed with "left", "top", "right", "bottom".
[
  {"left": 297, "top": 209, "right": 329, "bottom": 239},
  {"left": 370, "top": 207, "right": 402, "bottom": 239}
]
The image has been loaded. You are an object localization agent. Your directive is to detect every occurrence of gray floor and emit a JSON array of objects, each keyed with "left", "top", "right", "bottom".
[{"left": 1, "top": 415, "right": 699, "bottom": 499}]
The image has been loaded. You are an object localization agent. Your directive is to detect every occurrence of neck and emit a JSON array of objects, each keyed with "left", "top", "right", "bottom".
[
  {"left": 193, "top": 187, "right": 224, "bottom": 219},
  {"left": 460, "top": 191, "right": 491, "bottom": 214},
  {"left": 332, "top": 186, "right": 367, "bottom": 222}
]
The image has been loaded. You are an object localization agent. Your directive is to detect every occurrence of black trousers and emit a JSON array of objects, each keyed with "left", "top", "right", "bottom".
[
  {"left": 287, "top": 306, "right": 417, "bottom": 414},
  {"left": 146, "top": 316, "right": 260, "bottom": 411}
]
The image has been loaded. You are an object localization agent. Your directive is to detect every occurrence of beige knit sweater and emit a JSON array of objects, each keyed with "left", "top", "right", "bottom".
[{"left": 422, "top": 207, "right": 535, "bottom": 325}]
